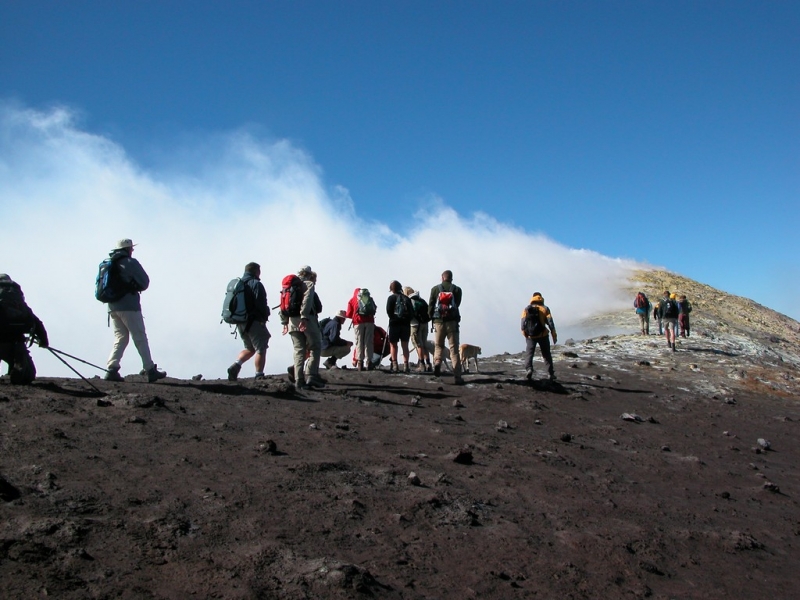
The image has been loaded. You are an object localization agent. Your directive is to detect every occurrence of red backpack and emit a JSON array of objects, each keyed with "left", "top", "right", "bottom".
[
  {"left": 634, "top": 292, "right": 648, "bottom": 310},
  {"left": 279, "top": 275, "right": 304, "bottom": 317}
]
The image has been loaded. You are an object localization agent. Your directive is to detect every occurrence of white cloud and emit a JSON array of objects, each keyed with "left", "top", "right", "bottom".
[{"left": 0, "top": 104, "right": 641, "bottom": 379}]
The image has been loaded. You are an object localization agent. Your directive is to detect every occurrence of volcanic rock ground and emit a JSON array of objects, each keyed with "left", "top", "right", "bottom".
[{"left": 1, "top": 271, "right": 799, "bottom": 599}]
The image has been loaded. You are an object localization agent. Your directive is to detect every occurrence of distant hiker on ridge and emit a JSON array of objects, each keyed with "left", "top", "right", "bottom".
[
  {"left": 660, "top": 291, "right": 680, "bottom": 352},
  {"left": 521, "top": 291, "right": 558, "bottom": 382},
  {"left": 0, "top": 274, "right": 49, "bottom": 384},
  {"left": 633, "top": 291, "right": 651, "bottom": 335},
  {"left": 428, "top": 270, "right": 464, "bottom": 384},
  {"left": 678, "top": 294, "right": 692, "bottom": 337},
  {"left": 225, "top": 262, "right": 271, "bottom": 381},
  {"left": 99, "top": 239, "right": 166, "bottom": 383}
]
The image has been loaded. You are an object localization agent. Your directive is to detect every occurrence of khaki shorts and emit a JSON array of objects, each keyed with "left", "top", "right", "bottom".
[{"left": 240, "top": 321, "right": 270, "bottom": 354}]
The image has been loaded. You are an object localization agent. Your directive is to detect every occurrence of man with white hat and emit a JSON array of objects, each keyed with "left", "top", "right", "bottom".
[
  {"left": 103, "top": 238, "right": 166, "bottom": 382},
  {"left": 319, "top": 309, "right": 353, "bottom": 369}
]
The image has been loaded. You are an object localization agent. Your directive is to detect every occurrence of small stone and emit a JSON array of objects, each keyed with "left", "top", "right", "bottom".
[
  {"left": 534, "top": 419, "right": 542, "bottom": 425},
  {"left": 661, "top": 446, "right": 671, "bottom": 452},
  {"left": 637, "top": 360, "right": 651, "bottom": 367},
  {"left": 757, "top": 438, "right": 771, "bottom": 450},
  {"left": 560, "top": 433, "right": 572, "bottom": 443},
  {"left": 591, "top": 374, "right": 602, "bottom": 380},
  {"left": 411, "top": 396, "right": 421, "bottom": 406},
  {"left": 452, "top": 399, "right": 464, "bottom": 408},
  {"left": 407, "top": 472, "right": 421, "bottom": 486},
  {"left": 763, "top": 482, "right": 780, "bottom": 493},
  {"left": 128, "top": 416, "right": 146, "bottom": 424},
  {"left": 724, "top": 397, "right": 737, "bottom": 405},
  {"left": 496, "top": 420, "right": 509, "bottom": 430},
  {"left": 191, "top": 374, "right": 202, "bottom": 381},
  {"left": 256, "top": 439, "right": 277, "bottom": 454},
  {"left": 309, "top": 423, "right": 318, "bottom": 430},
  {"left": 621, "top": 413, "right": 643, "bottom": 423},
  {"left": 452, "top": 447, "right": 473, "bottom": 465},
  {"left": 720, "top": 491, "right": 730, "bottom": 499}
]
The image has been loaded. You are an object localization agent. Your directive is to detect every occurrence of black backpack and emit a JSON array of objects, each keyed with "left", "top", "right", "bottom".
[
  {"left": 0, "top": 280, "right": 34, "bottom": 335},
  {"left": 393, "top": 293, "right": 411, "bottom": 320},
  {"left": 662, "top": 298, "right": 679, "bottom": 318},
  {"left": 523, "top": 304, "right": 547, "bottom": 337},
  {"left": 412, "top": 297, "right": 430, "bottom": 323},
  {"left": 95, "top": 255, "right": 128, "bottom": 303}
]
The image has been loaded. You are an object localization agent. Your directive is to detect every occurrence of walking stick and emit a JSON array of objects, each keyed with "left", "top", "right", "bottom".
[
  {"left": 46, "top": 348, "right": 105, "bottom": 395},
  {"left": 48, "top": 347, "right": 108, "bottom": 373}
]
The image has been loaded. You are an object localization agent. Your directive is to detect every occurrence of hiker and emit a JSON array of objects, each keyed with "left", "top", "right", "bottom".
[
  {"left": 226, "top": 262, "right": 271, "bottom": 381},
  {"left": 678, "top": 294, "right": 692, "bottom": 337},
  {"left": 319, "top": 310, "right": 353, "bottom": 369},
  {"left": 345, "top": 287, "right": 376, "bottom": 371},
  {"left": 386, "top": 281, "right": 413, "bottom": 373},
  {"left": 102, "top": 239, "right": 166, "bottom": 382},
  {"left": 653, "top": 300, "right": 663, "bottom": 335},
  {"left": 281, "top": 265, "right": 325, "bottom": 389},
  {"left": 427, "top": 270, "right": 464, "bottom": 384},
  {"left": 405, "top": 286, "right": 432, "bottom": 372},
  {"left": 520, "top": 291, "right": 558, "bottom": 381},
  {"left": 661, "top": 291, "right": 680, "bottom": 352},
  {"left": 0, "top": 274, "right": 49, "bottom": 384},
  {"left": 633, "top": 291, "right": 651, "bottom": 335}
]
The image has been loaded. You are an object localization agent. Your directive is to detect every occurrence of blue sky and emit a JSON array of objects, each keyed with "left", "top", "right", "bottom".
[{"left": 0, "top": 2, "right": 798, "bottom": 376}]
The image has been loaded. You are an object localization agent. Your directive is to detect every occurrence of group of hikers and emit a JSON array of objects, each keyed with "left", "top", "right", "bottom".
[
  {"left": 633, "top": 290, "right": 692, "bottom": 351},
  {"left": 1, "top": 238, "right": 564, "bottom": 387},
  {"left": 224, "top": 263, "right": 469, "bottom": 388}
]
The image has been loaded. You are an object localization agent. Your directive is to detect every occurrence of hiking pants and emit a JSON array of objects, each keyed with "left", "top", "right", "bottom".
[
  {"left": 524, "top": 336, "right": 554, "bottom": 376},
  {"left": 638, "top": 311, "right": 650, "bottom": 334},
  {"left": 410, "top": 323, "right": 429, "bottom": 360},
  {"left": 353, "top": 322, "right": 374, "bottom": 365},
  {"left": 679, "top": 314, "right": 690, "bottom": 337},
  {"left": 433, "top": 321, "right": 462, "bottom": 376},
  {"left": 289, "top": 330, "right": 308, "bottom": 383},
  {"left": 304, "top": 318, "right": 322, "bottom": 377},
  {"left": 107, "top": 310, "right": 154, "bottom": 371}
]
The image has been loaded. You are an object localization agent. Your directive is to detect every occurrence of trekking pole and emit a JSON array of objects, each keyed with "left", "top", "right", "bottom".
[
  {"left": 48, "top": 347, "right": 108, "bottom": 373},
  {"left": 46, "top": 348, "right": 105, "bottom": 395}
]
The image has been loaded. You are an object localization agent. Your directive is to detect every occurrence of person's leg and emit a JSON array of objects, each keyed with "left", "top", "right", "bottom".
[
  {"left": 9, "top": 341, "right": 36, "bottom": 384},
  {"left": 539, "top": 338, "right": 555, "bottom": 378},
  {"left": 524, "top": 336, "right": 535, "bottom": 378},
  {"left": 446, "top": 322, "right": 462, "bottom": 378},
  {"left": 354, "top": 324, "right": 365, "bottom": 366},
  {"left": 304, "top": 321, "right": 322, "bottom": 378},
  {"left": 107, "top": 311, "right": 130, "bottom": 370},
  {"left": 289, "top": 331, "right": 307, "bottom": 385},
  {"left": 120, "top": 311, "right": 155, "bottom": 371}
]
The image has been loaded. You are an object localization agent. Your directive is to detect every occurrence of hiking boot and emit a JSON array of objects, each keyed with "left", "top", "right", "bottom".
[
  {"left": 389, "top": 360, "right": 397, "bottom": 373},
  {"left": 104, "top": 367, "right": 124, "bottom": 382},
  {"left": 307, "top": 375, "right": 326, "bottom": 388},
  {"left": 147, "top": 364, "right": 167, "bottom": 383},
  {"left": 323, "top": 357, "right": 337, "bottom": 370},
  {"left": 227, "top": 363, "right": 241, "bottom": 381},
  {"left": 525, "top": 369, "right": 533, "bottom": 381},
  {"left": 295, "top": 379, "right": 307, "bottom": 390},
  {"left": 287, "top": 366, "right": 296, "bottom": 383},
  {"left": 254, "top": 373, "right": 266, "bottom": 381},
  {"left": 549, "top": 373, "right": 557, "bottom": 382},
  {"left": 367, "top": 361, "right": 375, "bottom": 371},
  {"left": 357, "top": 361, "right": 364, "bottom": 372},
  {"left": 403, "top": 362, "right": 410, "bottom": 373},
  {"left": 426, "top": 363, "right": 433, "bottom": 373},
  {"left": 433, "top": 363, "right": 441, "bottom": 377},
  {"left": 671, "top": 343, "right": 676, "bottom": 352}
]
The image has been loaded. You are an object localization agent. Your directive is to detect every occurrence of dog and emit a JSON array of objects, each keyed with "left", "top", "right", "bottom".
[
  {"left": 423, "top": 340, "right": 451, "bottom": 371},
  {"left": 459, "top": 344, "right": 481, "bottom": 373}
]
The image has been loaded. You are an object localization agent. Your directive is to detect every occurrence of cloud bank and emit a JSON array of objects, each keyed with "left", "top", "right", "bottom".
[{"left": 0, "top": 104, "right": 641, "bottom": 379}]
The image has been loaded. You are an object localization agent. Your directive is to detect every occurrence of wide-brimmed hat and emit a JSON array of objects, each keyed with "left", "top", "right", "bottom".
[{"left": 115, "top": 238, "right": 136, "bottom": 250}]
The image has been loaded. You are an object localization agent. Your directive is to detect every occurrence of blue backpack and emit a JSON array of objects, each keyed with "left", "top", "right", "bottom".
[{"left": 95, "top": 256, "right": 128, "bottom": 303}]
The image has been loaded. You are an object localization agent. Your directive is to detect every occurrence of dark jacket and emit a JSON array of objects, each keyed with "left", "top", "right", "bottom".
[
  {"left": 0, "top": 277, "right": 48, "bottom": 346},
  {"left": 428, "top": 281, "right": 462, "bottom": 322},
  {"left": 321, "top": 318, "right": 347, "bottom": 350},
  {"left": 242, "top": 272, "right": 270, "bottom": 322},
  {"left": 107, "top": 249, "right": 150, "bottom": 312}
]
